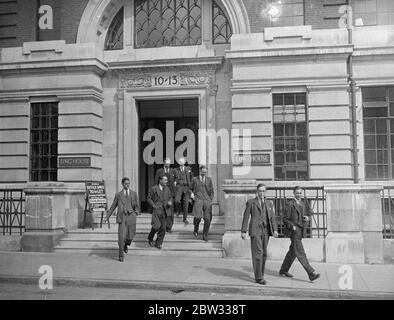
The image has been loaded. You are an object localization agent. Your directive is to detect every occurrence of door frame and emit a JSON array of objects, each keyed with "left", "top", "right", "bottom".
[{"left": 116, "top": 86, "right": 219, "bottom": 213}]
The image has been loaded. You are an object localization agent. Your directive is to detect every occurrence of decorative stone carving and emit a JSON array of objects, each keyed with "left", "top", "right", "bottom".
[
  {"left": 116, "top": 89, "right": 125, "bottom": 100},
  {"left": 118, "top": 67, "right": 216, "bottom": 92}
]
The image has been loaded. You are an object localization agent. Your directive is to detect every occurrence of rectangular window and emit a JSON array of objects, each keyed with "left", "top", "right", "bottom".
[
  {"left": 267, "top": 0, "right": 304, "bottom": 27},
  {"left": 273, "top": 93, "right": 309, "bottom": 181},
  {"left": 363, "top": 86, "right": 394, "bottom": 180},
  {"left": 354, "top": 0, "right": 394, "bottom": 26},
  {"left": 30, "top": 102, "right": 58, "bottom": 182}
]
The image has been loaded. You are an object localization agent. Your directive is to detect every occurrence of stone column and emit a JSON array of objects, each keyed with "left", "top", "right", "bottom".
[
  {"left": 325, "top": 184, "right": 383, "bottom": 264},
  {"left": 221, "top": 179, "right": 256, "bottom": 256},
  {"left": 22, "top": 182, "right": 85, "bottom": 252}
]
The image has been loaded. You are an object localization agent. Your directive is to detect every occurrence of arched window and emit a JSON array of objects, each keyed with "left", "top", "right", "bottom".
[
  {"left": 212, "top": 0, "right": 232, "bottom": 44},
  {"left": 105, "top": 7, "right": 124, "bottom": 50},
  {"left": 134, "top": 0, "right": 202, "bottom": 48},
  {"left": 104, "top": 0, "right": 233, "bottom": 50}
]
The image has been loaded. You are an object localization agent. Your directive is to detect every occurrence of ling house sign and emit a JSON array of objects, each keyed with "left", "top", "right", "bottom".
[
  {"left": 119, "top": 71, "right": 214, "bottom": 89},
  {"left": 58, "top": 157, "right": 91, "bottom": 168},
  {"left": 233, "top": 153, "right": 271, "bottom": 166}
]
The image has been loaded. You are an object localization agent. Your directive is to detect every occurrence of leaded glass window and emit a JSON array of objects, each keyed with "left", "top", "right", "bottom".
[
  {"left": 30, "top": 102, "right": 58, "bottom": 182},
  {"left": 105, "top": 7, "right": 124, "bottom": 50},
  {"left": 363, "top": 86, "right": 394, "bottom": 180},
  {"left": 134, "top": 0, "right": 202, "bottom": 48},
  {"left": 212, "top": 0, "right": 232, "bottom": 44},
  {"left": 273, "top": 93, "right": 309, "bottom": 181}
]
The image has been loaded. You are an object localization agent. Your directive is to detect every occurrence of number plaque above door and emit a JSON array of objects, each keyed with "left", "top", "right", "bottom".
[{"left": 119, "top": 71, "right": 214, "bottom": 89}]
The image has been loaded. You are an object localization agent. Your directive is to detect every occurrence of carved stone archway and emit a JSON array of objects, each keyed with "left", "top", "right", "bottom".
[{"left": 76, "top": 0, "right": 251, "bottom": 46}]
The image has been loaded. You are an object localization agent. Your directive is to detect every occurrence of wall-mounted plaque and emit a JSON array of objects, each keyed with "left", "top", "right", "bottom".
[
  {"left": 59, "top": 157, "right": 91, "bottom": 168},
  {"left": 233, "top": 153, "right": 271, "bottom": 166}
]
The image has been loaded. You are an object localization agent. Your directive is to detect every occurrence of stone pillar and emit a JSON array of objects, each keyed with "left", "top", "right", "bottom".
[
  {"left": 22, "top": 183, "right": 85, "bottom": 252},
  {"left": 325, "top": 184, "right": 383, "bottom": 264},
  {"left": 222, "top": 179, "right": 256, "bottom": 256}
]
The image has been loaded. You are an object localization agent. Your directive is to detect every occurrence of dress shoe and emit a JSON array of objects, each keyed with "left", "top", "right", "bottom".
[
  {"left": 309, "top": 272, "right": 320, "bottom": 282},
  {"left": 193, "top": 231, "right": 198, "bottom": 238},
  {"left": 183, "top": 219, "right": 189, "bottom": 225},
  {"left": 203, "top": 236, "right": 208, "bottom": 242},
  {"left": 118, "top": 256, "right": 124, "bottom": 262},
  {"left": 256, "top": 279, "right": 267, "bottom": 285},
  {"left": 155, "top": 244, "right": 162, "bottom": 250},
  {"left": 279, "top": 271, "right": 293, "bottom": 278},
  {"left": 148, "top": 240, "right": 154, "bottom": 247},
  {"left": 124, "top": 244, "right": 128, "bottom": 254}
]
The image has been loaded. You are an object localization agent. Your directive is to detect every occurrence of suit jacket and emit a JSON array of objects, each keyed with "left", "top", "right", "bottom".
[
  {"left": 174, "top": 166, "right": 193, "bottom": 188},
  {"left": 283, "top": 198, "right": 313, "bottom": 237},
  {"left": 191, "top": 176, "right": 214, "bottom": 202},
  {"left": 241, "top": 197, "right": 278, "bottom": 237},
  {"left": 147, "top": 184, "right": 173, "bottom": 217},
  {"left": 155, "top": 167, "right": 176, "bottom": 196},
  {"left": 191, "top": 176, "right": 214, "bottom": 219},
  {"left": 106, "top": 190, "right": 140, "bottom": 224}
]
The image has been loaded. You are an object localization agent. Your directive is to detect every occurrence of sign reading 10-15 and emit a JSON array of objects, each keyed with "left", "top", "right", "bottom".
[{"left": 153, "top": 75, "right": 179, "bottom": 87}]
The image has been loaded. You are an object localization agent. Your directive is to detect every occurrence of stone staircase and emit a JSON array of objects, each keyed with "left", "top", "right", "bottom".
[{"left": 54, "top": 213, "right": 225, "bottom": 258}]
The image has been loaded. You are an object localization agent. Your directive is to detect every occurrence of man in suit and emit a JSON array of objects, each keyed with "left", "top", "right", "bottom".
[
  {"left": 105, "top": 177, "right": 140, "bottom": 262},
  {"left": 279, "top": 186, "right": 320, "bottom": 282},
  {"left": 241, "top": 183, "right": 278, "bottom": 285},
  {"left": 147, "top": 174, "right": 173, "bottom": 249},
  {"left": 190, "top": 165, "right": 214, "bottom": 242},
  {"left": 174, "top": 157, "right": 193, "bottom": 224},
  {"left": 155, "top": 157, "right": 176, "bottom": 233}
]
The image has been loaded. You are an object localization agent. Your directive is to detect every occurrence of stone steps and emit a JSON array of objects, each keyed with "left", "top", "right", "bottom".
[
  {"left": 55, "top": 213, "right": 226, "bottom": 258},
  {"left": 53, "top": 247, "right": 224, "bottom": 258}
]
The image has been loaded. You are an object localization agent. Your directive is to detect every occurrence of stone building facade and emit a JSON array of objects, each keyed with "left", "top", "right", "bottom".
[{"left": 1, "top": 0, "right": 394, "bottom": 263}]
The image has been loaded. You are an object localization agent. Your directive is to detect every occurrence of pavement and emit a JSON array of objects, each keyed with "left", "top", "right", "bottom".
[{"left": 0, "top": 251, "right": 393, "bottom": 299}]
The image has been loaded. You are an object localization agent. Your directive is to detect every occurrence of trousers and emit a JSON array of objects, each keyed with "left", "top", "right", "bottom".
[
  {"left": 250, "top": 227, "right": 269, "bottom": 281},
  {"left": 118, "top": 213, "right": 136, "bottom": 257},
  {"left": 280, "top": 228, "right": 314, "bottom": 276},
  {"left": 148, "top": 213, "right": 166, "bottom": 246},
  {"left": 175, "top": 185, "right": 190, "bottom": 220}
]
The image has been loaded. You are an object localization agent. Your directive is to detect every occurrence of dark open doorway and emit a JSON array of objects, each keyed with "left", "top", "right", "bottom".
[{"left": 138, "top": 98, "right": 199, "bottom": 211}]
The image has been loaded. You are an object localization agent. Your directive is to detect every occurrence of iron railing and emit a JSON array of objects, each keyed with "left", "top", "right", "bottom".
[
  {"left": 381, "top": 187, "right": 394, "bottom": 239},
  {"left": 0, "top": 189, "right": 26, "bottom": 236},
  {"left": 265, "top": 186, "right": 327, "bottom": 238}
]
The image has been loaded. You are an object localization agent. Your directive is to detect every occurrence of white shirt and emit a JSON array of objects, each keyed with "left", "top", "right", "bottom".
[
  {"left": 124, "top": 189, "right": 129, "bottom": 197},
  {"left": 159, "top": 185, "right": 163, "bottom": 191}
]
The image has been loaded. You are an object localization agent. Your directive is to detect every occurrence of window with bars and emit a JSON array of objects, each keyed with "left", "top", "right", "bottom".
[
  {"left": 212, "top": 0, "right": 232, "bottom": 44},
  {"left": 273, "top": 93, "right": 309, "bottom": 181},
  {"left": 363, "top": 86, "right": 394, "bottom": 180},
  {"left": 30, "top": 102, "right": 58, "bottom": 182},
  {"left": 354, "top": 0, "right": 394, "bottom": 26},
  {"left": 105, "top": 7, "right": 124, "bottom": 50},
  {"left": 134, "top": 0, "right": 202, "bottom": 48}
]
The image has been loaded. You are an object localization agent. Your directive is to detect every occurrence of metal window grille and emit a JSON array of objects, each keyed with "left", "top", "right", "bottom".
[
  {"left": 363, "top": 86, "right": 394, "bottom": 180},
  {"left": 105, "top": 7, "right": 124, "bottom": 50},
  {"left": 0, "top": 189, "right": 25, "bottom": 236},
  {"left": 265, "top": 186, "right": 327, "bottom": 238},
  {"left": 30, "top": 102, "right": 58, "bottom": 182},
  {"left": 381, "top": 187, "right": 394, "bottom": 239},
  {"left": 273, "top": 93, "right": 309, "bottom": 181},
  {"left": 212, "top": 0, "right": 232, "bottom": 44},
  {"left": 134, "top": 0, "right": 202, "bottom": 48}
]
